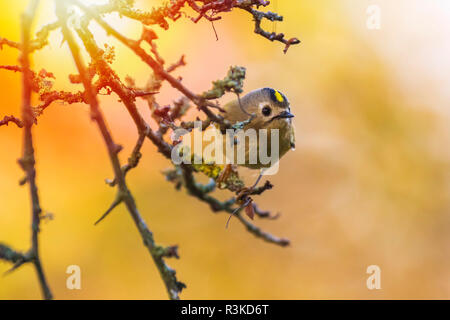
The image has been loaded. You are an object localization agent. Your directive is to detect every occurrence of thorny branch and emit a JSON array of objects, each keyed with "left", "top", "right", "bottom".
[
  {"left": 0, "top": 0, "right": 299, "bottom": 299},
  {"left": 0, "top": 0, "right": 53, "bottom": 300}
]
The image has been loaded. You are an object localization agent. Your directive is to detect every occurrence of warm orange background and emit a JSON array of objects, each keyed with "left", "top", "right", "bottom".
[{"left": 1, "top": 0, "right": 449, "bottom": 299}]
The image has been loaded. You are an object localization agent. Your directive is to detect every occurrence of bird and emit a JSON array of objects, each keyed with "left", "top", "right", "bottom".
[
  {"left": 219, "top": 87, "right": 295, "bottom": 225},
  {"left": 221, "top": 87, "right": 295, "bottom": 172}
]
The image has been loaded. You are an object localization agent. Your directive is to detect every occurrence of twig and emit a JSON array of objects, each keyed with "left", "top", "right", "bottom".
[
  {"left": 236, "top": 213, "right": 290, "bottom": 246},
  {"left": 237, "top": 3, "right": 301, "bottom": 53},
  {"left": 180, "top": 164, "right": 288, "bottom": 246},
  {"left": 0, "top": 115, "right": 23, "bottom": 128},
  {"left": 106, "top": 132, "right": 146, "bottom": 187},
  {"left": 0, "top": 244, "right": 26, "bottom": 264}
]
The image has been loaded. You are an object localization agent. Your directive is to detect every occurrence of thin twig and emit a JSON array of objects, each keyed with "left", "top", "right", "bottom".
[{"left": 0, "top": 115, "right": 23, "bottom": 128}]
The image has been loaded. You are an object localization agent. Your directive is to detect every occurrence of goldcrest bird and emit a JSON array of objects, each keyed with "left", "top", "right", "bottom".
[{"left": 221, "top": 87, "right": 295, "bottom": 170}]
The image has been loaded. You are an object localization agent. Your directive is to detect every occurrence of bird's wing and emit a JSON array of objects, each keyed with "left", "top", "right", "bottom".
[{"left": 290, "top": 123, "right": 296, "bottom": 149}]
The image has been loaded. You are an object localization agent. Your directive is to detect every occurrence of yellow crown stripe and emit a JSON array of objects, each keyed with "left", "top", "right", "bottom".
[{"left": 274, "top": 90, "right": 284, "bottom": 102}]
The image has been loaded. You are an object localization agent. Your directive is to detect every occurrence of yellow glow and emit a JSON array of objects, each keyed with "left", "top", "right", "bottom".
[{"left": 36, "top": 0, "right": 110, "bottom": 24}]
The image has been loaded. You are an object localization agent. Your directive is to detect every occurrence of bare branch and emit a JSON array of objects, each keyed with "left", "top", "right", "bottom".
[
  {"left": 0, "top": 37, "right": 20, "bottom": 50},
  {"left": 0, "top": 115, "right": 23, "bottom": 128},
  {"left": 0, "top": 244, "right": 28, "bottom": 264},
  {"left": 15, "top": 0, "right": 53, "bottom": 300},
  {"left": 106, "top": 133, "right": 146, "bottom": 187}
]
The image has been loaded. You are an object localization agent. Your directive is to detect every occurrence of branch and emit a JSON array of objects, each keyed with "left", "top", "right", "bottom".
[
  {"left": 237, "top": 3, "right": 301, "bottom": 53},
  {"left": 252, "top": 203, "right": 280, "bottom": 219},
  {"left": 0, "top": 37, "right": 20, "bottom": 50},
  {"left": 0, "top": 244, "right": 28, "bottom": 264},
  {"left": 56, "top": 2, "right": 185, "bottom": 299},
  {"left": 179, "top": 164, "right": 289, "bottom": 246},
  {"left": 236, "top": 213, "right": 289, "bottom": 246},
  {"left": 0, "top": 115, "right": 23, "bottom": 128},
  {"left": 106, "top": 133, "right": 146, "bottom": 187},
  {"left": 16, "top": 0, "right": 53, "bottom": 300}
]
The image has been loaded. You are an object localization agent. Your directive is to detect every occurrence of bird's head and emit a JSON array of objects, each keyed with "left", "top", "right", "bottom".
[{"left": 237, "top": 88, "right": 294, "bottom": 130}]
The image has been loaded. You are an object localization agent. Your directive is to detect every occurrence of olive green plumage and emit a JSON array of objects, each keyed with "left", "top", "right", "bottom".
[{"left": 222, "top": 88, "right": 295, "bottom": 169}]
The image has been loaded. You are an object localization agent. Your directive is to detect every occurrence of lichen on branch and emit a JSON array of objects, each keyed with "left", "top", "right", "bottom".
[{"left": 202, "top": 66, "right": 246, "bottom": 100}]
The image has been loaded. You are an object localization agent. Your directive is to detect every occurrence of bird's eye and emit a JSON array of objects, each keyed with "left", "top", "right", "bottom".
[{"left": 262, "top": 105, "right": 272, "bottom": 116}]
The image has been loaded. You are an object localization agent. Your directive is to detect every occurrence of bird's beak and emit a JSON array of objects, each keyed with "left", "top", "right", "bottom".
[
  {"left": 278, "top": 110, "right": 294, "bottom": 119},
  {"left": 267, "top": 110, "right": 295, "bottom": 123}
]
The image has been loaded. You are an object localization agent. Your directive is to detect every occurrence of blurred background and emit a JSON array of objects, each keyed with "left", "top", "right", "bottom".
[{"left": 0, "top": 0, "right": 449, "bottom": 299}]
